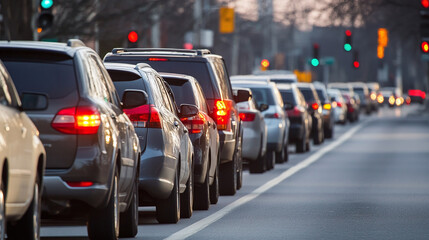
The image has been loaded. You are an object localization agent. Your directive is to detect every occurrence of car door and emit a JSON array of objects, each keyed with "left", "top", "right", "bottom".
[{"left": 0, "top": 67, "right": 34, "bottom": 204}]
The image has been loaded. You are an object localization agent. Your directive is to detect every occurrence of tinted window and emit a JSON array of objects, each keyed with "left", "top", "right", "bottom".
[
  {"left": 299, "top": 88, "right": 316, "bottom": 102},
  {"left": 316, "top": 89, "right": 327, "bottom": 102},
  {"left": 212, "top": 59, "right": 233, "bottom": 99},
  {"left": 108, "top": 70, "right": 147, "bottom": 99},
  {"left": 164, "top": 78, "right": 196, "bottom": 107},
  {"left": 249, "top": 87, "right": 275, "bottom": 106},
  {"left": 118, "top": 60, "right": 215, "bottom": 99},
  {"left": 3, "top": 60, "right": 77, "bottom": 99},
  {"left": 279, "top": 90, "right": 296, "bottom": 105},
  {"left": 271, "top": 78, "right": 295, "bottom": 83}
]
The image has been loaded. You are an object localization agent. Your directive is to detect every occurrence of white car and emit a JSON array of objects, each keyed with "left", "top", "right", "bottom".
[
  {"left": 0, "top": 61, "right": 46, "bottom": 239},
  {"left": 233, "top": 87, "right": 268, "bottom": 173},
  {"left": 231, "top": 80, "right": 289, "bottom": 170},
  {"left": 327, "top": 89, "right": 347, "bottom": 124}
]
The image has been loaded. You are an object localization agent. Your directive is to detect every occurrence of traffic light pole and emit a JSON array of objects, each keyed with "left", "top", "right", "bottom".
[{"left": 32, "top": 0, "right": 39, "bottom": 41}]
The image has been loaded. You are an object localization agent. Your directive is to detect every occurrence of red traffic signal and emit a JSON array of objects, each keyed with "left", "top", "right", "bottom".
[
  {"left": 422, "top": 0, "right": 429, "bottom": 8},
  {"left": 422, "top": 41, "right": 429, "bottom": 53},
  {"left": 261, "top": 59, "right": 270, "bottom": 68},
  {"left": 128, "top": 31, "right": 138, "bottom": 43},
  {"left": 353, "top": 61, "right": 360, "bottom": 68},
  {"left": 345, "top": 30, "right": 352, "bottom": 37}
]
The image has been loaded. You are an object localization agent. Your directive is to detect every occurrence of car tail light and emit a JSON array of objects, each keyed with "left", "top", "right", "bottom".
[
  {"left": 265, "top": 112, "right": 282, "bottom": 119},
  {"left": 239, "top": 112, "right": 256, "bottom": 122},
  {"left": 181, "top": 112, "right": 206, "bottom": 134},
  {"left": 370, "top": 92, "right": 376, "bottom": 100},
  {"left": 323, "top": 103, "right": 331, "bottom": 110},
  {"left": 214, "top": 99, "right": 232, "bottom": 131},
  {"left": 311, "top": 103, "right": 319, "bottom": 110},
  {"left": 148, "top": 58, "right": 168, "bottom": 61},
  {"left": 51, "top": 106, "right": 101, "bottom": 135},
  {"left": 66, "top": 181, "right": 94, "bottom": 187},
  {"left": 287, "top": 106, "right": 302, "bottom": 118},
  {"left": 123, "top": 104, "right": 162, "bottom": 128}
]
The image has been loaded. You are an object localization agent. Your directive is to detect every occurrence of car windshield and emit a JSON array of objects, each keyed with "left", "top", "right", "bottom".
[
  {"left": 279, "top": 90, "right": 296, "bottom": 105},
  {"left": 298, "top": 88, "right": 316, "bottom": 102},
  {"left": 248, "top": 87, "right": 275, "bottom": 106},
  {"left": 164, "top": 78, "right": 196, "bottom": 106}
]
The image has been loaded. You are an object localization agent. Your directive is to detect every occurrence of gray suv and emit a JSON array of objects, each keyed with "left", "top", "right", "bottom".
[
  {"left": 104, "top": 63, "right": 196, "bottom": 223},
  {"left": 0, "top": 40, "right": 144, "bottom": 239}
]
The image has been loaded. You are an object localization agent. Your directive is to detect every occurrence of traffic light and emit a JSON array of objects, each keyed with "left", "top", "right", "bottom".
[
  {"left": 353, "top": 51, "right": 359, "bottom": 69},
  {"left": 38, "top": 0, "right": 54, "bottom": 30},
  {"left": 421, "top": 0, "right": 429, "bottom": 53},
  {"left": 127, "top": 31, "right": 138, "bottom": 47},
  {"left": 377, "top": 28, "right": 388, "bottom": 59},
  {"left": 311, "top": 44, "right": 320, "bottom": 67},
  {"left": 344, "top": 30, "right": 352, "bottom": 52},
  {"left": 260, "top": 59, "right": 270, "bottom": 71}
]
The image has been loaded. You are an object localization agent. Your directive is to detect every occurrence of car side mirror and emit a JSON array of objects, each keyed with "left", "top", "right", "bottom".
[
  {"left": 284, "top": 102, "right": 293, "bottom": 110},
  {"left": 21, "top": 92, "right": 48, "bottom": 111},
  {"left": 122, "top": 89, "right": 148, "bottom": 109},
  {"left": 234, "top": 89, "right": 251, "bottom": 103},
  {"left": 179, "top": 104, "right": 199, "bottom": 118},
  {"left": 258, "top": 103, "right": 269, "bottom": 112}
]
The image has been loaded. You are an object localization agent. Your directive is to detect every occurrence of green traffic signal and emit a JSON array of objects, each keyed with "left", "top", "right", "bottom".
[
  {"left": 41, "top": 0, "right": 53, "bottom": 9},
  {"left": 311, "top": 58, "right": 319, "bottom": 67},
  {"left": 344, "top": 43, "right": 352, "bottom": 52}
]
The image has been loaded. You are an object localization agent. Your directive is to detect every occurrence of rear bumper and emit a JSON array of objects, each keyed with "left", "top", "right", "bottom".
[
  {"left": 219, "top": 130, "right": 235, "bottom": 164},
  {"left": 288, "top": 123, "right": 304, "bottom": 142},
  {"left": 242, "top": 126, "right": 261, "bottom": 161},
  {"left": 265, "top": 119, "right": 284, "bottom": 151}
]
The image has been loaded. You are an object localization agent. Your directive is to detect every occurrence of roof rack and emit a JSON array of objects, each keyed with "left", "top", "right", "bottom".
[
  {"left": 67, "top": 39, "right": 86, "bottom": 48},
  {"left": 134, "top": 63, "right": 151, "bottom": 70},
  {"left": 111, "top": 48, "right": 211, "bottom": 56}
]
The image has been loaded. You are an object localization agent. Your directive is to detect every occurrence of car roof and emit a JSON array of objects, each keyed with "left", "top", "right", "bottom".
[
  {"left": 159, "top": 72, "right": 196, "bottom": 82},
  {"left": 295, "top": 82, "right": 315, "bottom": 88},
  {"left": 104, "top": 62, "right": 152, "bottom": 73},
  {"left": 230, "top": 75, "right": 271, "bottom": 82},
  {"left": 0, "top": 40, "right": 87, "bottom": 57},
  {"left": 268, "top": 74, "right": 298, "bottom": 81},
  {"left": 231, "top": 80, "right": 276, "bottom": 88},
  {"left": 275, "top": 83, "right": 294, "bottom": 90},
  {"left": 105, "top": 48, "right": 222, "bottom": 61}
]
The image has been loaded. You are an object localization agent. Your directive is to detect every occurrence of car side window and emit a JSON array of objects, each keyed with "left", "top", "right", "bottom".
[
  {"left": 211, "top": 59, "right": 233, "bottom": 99},
  {"left": 147, "top": 73, "right": 164, "bottom": 109},
  {"left": 196, "top": 83, "right": 208, "bottom": 113},
  {"left": 273, "top": 88, "right": 284, "bottom": 108},
  {"left": 92, "top": 56, "right": 121, "bottom": 107}
]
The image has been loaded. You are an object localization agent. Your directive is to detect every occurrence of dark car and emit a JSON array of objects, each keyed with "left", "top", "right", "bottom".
[
  {"left": 342, "top": 92, "right": 360, "bottom": 122},
  {"left": 104, "top": 48, "right": 246, "bottom": 196},
  {"left": 104, "top": 63, "right": 196, "bottom": 223},
  {"left": 313, "top": 82, "right": 334, "bottom": 139},
  {"left": 351, "top": 82, "right": 371, "bottom": 114},
  {"left": 161, "top": 72, "right": 220, "bottom": 210},
  {"left": 276, "top": 83, "right": 311, "bottom": 153},
  {"left": 0, "top": 40, "right": 143, "bottom": 239},
  {"left": 296, "top": 83, "right": 324, "bottom": 145}
]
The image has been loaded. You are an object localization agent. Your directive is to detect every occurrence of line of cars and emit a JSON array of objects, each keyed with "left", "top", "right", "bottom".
[{"left": 0, "top": 39, "right": 397, "bottom": 239}]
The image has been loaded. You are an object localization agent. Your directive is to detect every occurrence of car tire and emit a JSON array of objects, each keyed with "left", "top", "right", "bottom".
[
  {"left": 87, "top": 169, "right": 119, "bottom": 240},
  {"left": 306, "top": 139, "right": 311, "bottom": 152},
  {"left": 209, "top": 162, "right": 220, "bottom": 204},
  {"left": 0, "top": 180, "right": 6, "bottom": 240},
  {"left": 119, "top": 171, "right": 139, "bottom": 238},
  {"left": 7, "top": 174, "right": 41, "bottom": 240},
  {"left": 194, "top": 167, "right": 210, "bottom": 210},
  {"left": 326, "top": 126, "right": 333, "bottom": 139},
  {"left": 250, "top": 137, "right": 266, "bottom": 173},
  {"left": 219, "top": 155, "right": 237, "bottom": 196},
  {"left": 275, "top": 145, "right": 285, "bottom": 164},
  {"left": 266, "top": 151, "right": 275, "bottom": 170},
  {"left": 236, "top": 135, "right": 243, "bottom": 191},
  {"left": 156, "top": 168, "right": 180, "bottom": 223},
  {"left": 313, "top": 127, "right": 322, "bottom": 145},
  {"left": 180, "top": 162, "right": 193, "bottom": 218},
  {"left": 296, "top": 137, "right": 306, "bottom": 153}
]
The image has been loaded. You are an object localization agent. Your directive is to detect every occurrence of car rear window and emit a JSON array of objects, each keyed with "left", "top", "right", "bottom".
[
  {"left": 3, "top": 60, "right": 77, "bottom": 99},
  {"left": 298, "top": 88, "right": 316, "bottom": 102},
  {"left": 113, "top": 59, "right": 215, "bottom": 99},
  {"left": 163, "top": 77, "right": 196, "bottom": 107},
  {"left": 316, "top": 89, "right": 327, "bottom": 102},
  {"left": 249, "top": 87, "right": 275, "bottom": 106},
  {"left": 279, "top": 90, "right": 296, "bottom": 105},
  {"left": 107, "top": 69, "right": 147, "bottom": 99},
  {"left": 271, "top": 78, "right": 295, "bottom": 84}
]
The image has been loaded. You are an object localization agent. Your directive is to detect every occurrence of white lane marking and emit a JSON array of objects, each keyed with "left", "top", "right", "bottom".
[{"left": 165, "top": 121, "right": 367, "bottom": 240}]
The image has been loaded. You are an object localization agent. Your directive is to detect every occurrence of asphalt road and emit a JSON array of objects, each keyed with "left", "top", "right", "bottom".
[{"left": 41, "top": 104, "right": 429, "bottom": 240}]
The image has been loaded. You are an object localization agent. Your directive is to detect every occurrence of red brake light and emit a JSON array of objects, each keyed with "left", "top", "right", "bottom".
[
  {"left": 181, "top": 112, "right": 206, "bottom": 134},
  {"left": 214, "top": 100, "right": 232, "bottom": 130},
  {"left": 51, "top": 106, "right": 101, "bottom": 135},
  {"left": 123, "top": 104, "right": 162, "bottom": 128},
  {"left": 66, "top": 181, "right": 94, "bottom": 187},
  {"left": 239, "top": 112, "right": 256, "bottom": 122},
  {"left": 287, "top": 106, "right": 302, "bottom": 118},
  {"left": 148, "top": 58, "right": 168, "bottom": 61},
  {"left": 311, "top": 103, "right": 319, "bottom": 110},
  {"left": 337, "top": 102, "right": 343, "bottom": 107}
]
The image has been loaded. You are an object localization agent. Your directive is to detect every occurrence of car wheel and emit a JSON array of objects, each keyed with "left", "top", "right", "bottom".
[
  {"left": 0, "top": 181, "right": 5, "bottom": 240},
  {"left": 194, "top": 166, "right": 210, "bottom": 210},
  {"left": 209, "top": 162, "right": 220, "bottom": 204},
  {"left": 313, "top": 127, "right": 322, "bottom": 145},
  {"left": 249, "top": 138, "right": 266, "bottom": 173},
  {"left": 219, "top": 154, "right": 237, "bottom": 196},
  {"left": 283, "top": 142, "right": 289, "bottom": 163},
  {"left": 326, "top": 126, "right": 334, "bottom": 139},
  {"left": 235, "top": 134, "right": 243, "bottom": 191},
  {"left": 119, "top": 170, "right": 139, "bottom": 238},
  {"left": 156, "top": 168, "right": 180, "bottom": 223},
  {"left": 88, "top": 168, "right": 119, "bottom": 240},
  {"left": 180, "top": 161, "right": 193, "bottom": 218},
  {"left": 275, "top": 144, "right": 285, "bottom": 164},
  {"left": 7, "top": 174, "right": 41, "bottom": 240},
  {"left": 266, "top": 151, "right": 275, "bottom": 170},
  {"left": 296, "top": 134, "right": 306, "bottom": 153},
  {"left": 305, "top": 139, "right": 311, "bottom": 152}
]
